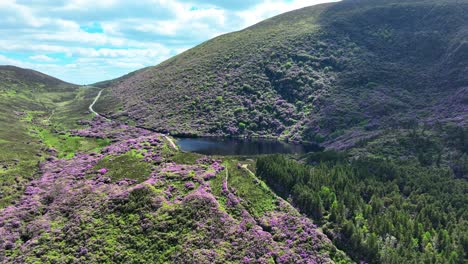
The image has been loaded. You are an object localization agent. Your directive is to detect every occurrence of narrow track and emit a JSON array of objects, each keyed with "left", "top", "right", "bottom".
[
  {"left": 88, "top": 89, "right": 103, "bottom": 116},
  {"left": 89, "top": 89, "right": 178, "bottom": 150}
]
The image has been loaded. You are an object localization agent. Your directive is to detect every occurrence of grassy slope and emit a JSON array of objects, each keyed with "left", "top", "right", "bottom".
[
  {"left": 0, "top": 66, "right": 108, "bottom": 207},
  {"left": 98, "top": 0, "right": 467, "bottom": 146},
  {"left": 0, "top": 83, "right": 351, "bottom": 262}
]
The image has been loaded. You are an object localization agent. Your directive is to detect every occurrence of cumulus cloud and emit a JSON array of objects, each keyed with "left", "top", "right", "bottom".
[
  {"left": 29, "top": 55, "right": 56, "bottom": 62},
  {"left": 188, "top": 0, "right": 264, "bottom": 10},
  {"left": 0, "top": 0, "right": 339, "bottom": 84}
]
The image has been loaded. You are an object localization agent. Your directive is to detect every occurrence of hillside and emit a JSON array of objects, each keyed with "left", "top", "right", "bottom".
[
  {"left": 0, "top": 117, "right": 351, "bottom": 263},
  {"left": 0, "top": 67, "right": 351, "bottom": 262},
  {"left": 0, "top": 66, "right": 465, "bottom": 263},
  {"left": 0, "top": 0, "right": 467, "bottom": 263},
  {"left": 0, "top": 65, "right": 76, "bottom": 93},
  {"left": 97, "top": 0, "right": 467, "bottom": 148},
  {"left": 0, "top": 66, "right": 103, "bottom": 207}
]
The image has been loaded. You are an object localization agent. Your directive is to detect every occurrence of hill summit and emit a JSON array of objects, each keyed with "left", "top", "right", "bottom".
[{"left": 0, "top": 65, "right": 76, "bottom": 92}]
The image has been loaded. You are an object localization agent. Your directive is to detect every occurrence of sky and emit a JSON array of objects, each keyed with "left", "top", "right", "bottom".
[{"left": 0, "top": 0, "right": 339, "bottom": 84}]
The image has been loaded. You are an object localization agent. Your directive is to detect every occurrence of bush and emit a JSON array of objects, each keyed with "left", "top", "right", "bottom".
[{"left": 238, "top": 122, "right": 246, "bottom": 130}]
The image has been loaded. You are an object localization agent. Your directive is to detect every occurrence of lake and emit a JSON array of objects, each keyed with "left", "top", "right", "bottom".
[{"left": 175, "top": 137, "right": 321, "bottom": 156}]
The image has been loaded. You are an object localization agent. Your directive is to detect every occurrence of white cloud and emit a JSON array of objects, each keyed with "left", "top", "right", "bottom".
[
  {"left": 1, "top": 0, "right": 340, "bottom": 84},
  {"left": 0, "top": 55, "right": 25, "bottom": 66},
  {"left": 236, "top": 0, "right": 340, "bottom": 28},
  {"left": 29, "top": 54, "right": 56, "bottom": 62}
]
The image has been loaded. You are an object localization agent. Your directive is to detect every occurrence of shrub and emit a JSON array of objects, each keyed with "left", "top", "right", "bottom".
[
  {"left": 238, "top": 122, "right": 246, "bottom": 130},
  {"left": 234, "top": 107, "right": 244, "bottom": 115}
]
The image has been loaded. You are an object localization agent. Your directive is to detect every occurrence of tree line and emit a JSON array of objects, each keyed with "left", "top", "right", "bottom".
[{"left": 256, "top": 153, "right": 467, "bottom": 263}]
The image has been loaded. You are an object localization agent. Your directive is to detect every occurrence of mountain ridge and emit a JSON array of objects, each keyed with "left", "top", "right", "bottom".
[
  {"left": 95, "top": 0, "right": 467, "bottom": 150},
  {"left": 0, "top": 65, "right": 77, "bottom": 92}
]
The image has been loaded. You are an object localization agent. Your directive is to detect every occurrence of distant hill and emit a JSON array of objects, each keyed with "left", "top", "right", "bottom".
[
  {"left": 0, "top": 65, "right": 77, "bottom": 92},
  {"left": 97, "top": 0, "right": 467, "bottom": 148}
]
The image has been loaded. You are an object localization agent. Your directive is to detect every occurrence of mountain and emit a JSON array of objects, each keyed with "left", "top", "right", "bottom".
[
  {"left": 0, "top": 67, "right": 352, "bottom": 262},
  {"left": 96, "top": 0, "right": 467, "bottom": 148},
  {"left": 0, "top": 65, "right": 352, "bottom": 263},
  {"left": 1, "top": 0, "right": 467, "bottom": 262},
  {"left": 0, "top": 65, "right": 76, "bottom": 92}
]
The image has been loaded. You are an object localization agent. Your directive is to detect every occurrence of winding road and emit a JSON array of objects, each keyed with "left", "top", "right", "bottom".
[
  {"left": 88, "top": 89, "right": 103, "bottom": 116},
  {"left": 165, "top": 135, "right": 178, "bottom": 150},
  {"left": 88, "top": 88, "right": 178, "bottom": 150}
]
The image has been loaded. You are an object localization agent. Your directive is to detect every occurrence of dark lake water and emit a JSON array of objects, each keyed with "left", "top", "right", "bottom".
[{"left": 175, "top": 137, "right": 321, "bottom": 156}]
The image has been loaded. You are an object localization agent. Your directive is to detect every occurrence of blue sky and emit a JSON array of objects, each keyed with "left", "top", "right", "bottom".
[{"left": 0, "top": 0, "right": 339, "bottom": 84}]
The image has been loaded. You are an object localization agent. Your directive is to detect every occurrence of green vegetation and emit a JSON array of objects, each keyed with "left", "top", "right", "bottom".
[
  {"left": 257, "top": 154, "right": 467, "bottom": 263},
  {"left": 98, "top": 0, "right": 466, "bottom": 155},
  {"left": 93, "top": 150, "right": 153, "bottom": 183},
  {"left": 35, "top": 128, "right": 109, "bottom": 159},
  {"left": 225, "top": 160, "right": 277, "bottom": 217},
  {"left": 50, "top": 87, "right": 102, "bottom": 129},
  {"left": 0, "top": 66, "right": 107, "bottom": 208},
  {"left": 1, "top": 1, "right": 467, "bottom": 262},
  {"left": 8, "top": 186, "right": 196, "bottom": 263},
  {"left": 171, "top": 151, "right": 203, "bottom": 165}
]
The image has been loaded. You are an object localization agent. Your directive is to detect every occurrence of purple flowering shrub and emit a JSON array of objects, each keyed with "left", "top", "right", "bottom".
[{"left": 0, "top": 117, "right": 349, "bottom": 263}]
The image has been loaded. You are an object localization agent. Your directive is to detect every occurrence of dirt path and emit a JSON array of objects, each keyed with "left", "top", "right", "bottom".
[
  {"left": 89, "top": 89, "right": 178, "bottom": 150},
  {"left": 46, "top": 109, "right": 55, "bottom": 122},
  {"left": 165, "top": 136, "right": 178, "bottom": 150},
  {"left": 89, "top": 89, "right": 103, "bottom": 116},
  {"left": 240, "top": 164, "right": 254, "bottom": 176},
  {"left": 240, "top": 164, "right": 296, "bottom": 211}
]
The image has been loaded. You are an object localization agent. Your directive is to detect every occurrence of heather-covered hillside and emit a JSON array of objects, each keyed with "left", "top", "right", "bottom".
[
  {"left": 1, "top": 0, "right": 467, "bottom": 263},
  {"left": 0, "top": 117, "right": 351, "bottom": 263},
  {"left": 97, "top": 0, "right": 467, "bottom": 148},
  {"left": 0, "top": 66, "right": 101, "bottom": 208},
  {"left": 0, "top": 67, "right": 351, "bottom": 263}
]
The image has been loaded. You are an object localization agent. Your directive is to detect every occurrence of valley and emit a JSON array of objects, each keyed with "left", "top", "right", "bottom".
[
  {"left": 0, "top": 79, "right": 351, "bottom": 263},
  {"left": 0, "top": 64, "right": 465, "bottom": 263},
  {"left": 0, "top": 0, "right": 467, "bottom": 263}
]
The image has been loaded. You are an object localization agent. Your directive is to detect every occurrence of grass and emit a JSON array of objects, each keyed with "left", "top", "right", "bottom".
[
  {"left": 0, "top": 89, "right": 49, "bottom": 208},
  {"left": 50, "top": 87, "right": 101, "bottom": 129},
  {"left": 0, "top": 160, "right": 40, "bottom": 208},
  {"left": 209, "top": 168, "right": 227, "bottom": 209},
  {"left": 229, "top": 166, "right": 277, "bottom": 217},
  {"left": 91, "top": 87, "right": 123, "bottom": 119},
  {"left": 219, "top": 159, "right": 277, "bottom": 218},
  {"left": 34, "top": 128, "right": 109, "bottom": 159},
  {"left": 93, "top": 151, "right": 153, "bottom": 183},
  {"left": 0, "top": 72, "right": 108, "bottom": 208},
  {"left": 171, "top": 151, "right": 203, "bottom": 165}
]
